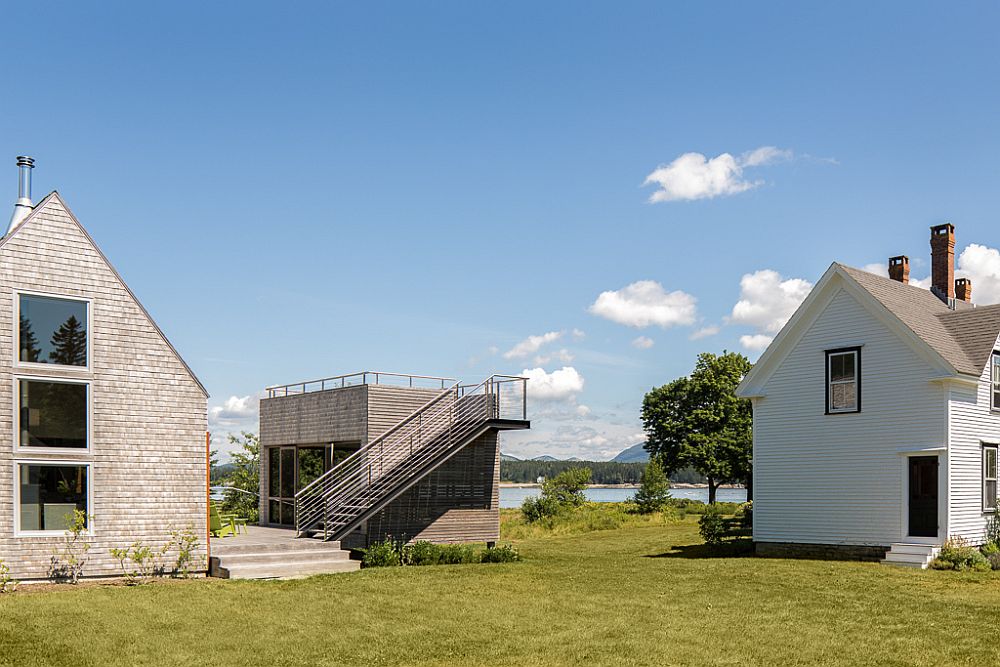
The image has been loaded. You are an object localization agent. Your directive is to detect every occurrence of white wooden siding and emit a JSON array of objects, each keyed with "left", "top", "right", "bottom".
[
  {"left": 947, "top": 332, "right": 1000, "bottom": 542},
  {"left": 754, "top": 287, "right": 945, "bottom": 546}
]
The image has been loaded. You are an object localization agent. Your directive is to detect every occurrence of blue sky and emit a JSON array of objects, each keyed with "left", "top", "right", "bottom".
[{"left": 3, "top": 2, "right": 1000, "bottom": 459}]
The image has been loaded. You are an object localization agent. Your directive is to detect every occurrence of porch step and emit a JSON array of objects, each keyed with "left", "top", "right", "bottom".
[
  {"left": 882, "top": 543, "right": 940, "bottom": 569},
  {"left": 211, "top": 538, "right": 342, "bottom": 556}
]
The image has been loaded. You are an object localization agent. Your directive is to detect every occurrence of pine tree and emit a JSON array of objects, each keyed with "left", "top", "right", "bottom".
[
  {"left": 633, "top": 458, "right": 671, "bottom": 514},
  {"left": 49, "top": 315, "right": 87, "bottom": 366},
  {"left": 19, "top": 314, "right": 41, "bottom": 362}
]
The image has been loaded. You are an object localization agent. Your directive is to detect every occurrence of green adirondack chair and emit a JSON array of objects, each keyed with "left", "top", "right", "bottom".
[
  {"left": 211, "top": 500, "right": 249, "bottom": 535},
  {"left": 210, "top": 504, "right": 237, "bottom": 538}
]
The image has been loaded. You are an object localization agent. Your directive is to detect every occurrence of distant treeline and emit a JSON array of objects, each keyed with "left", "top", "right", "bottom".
[{"left": 500, "top": 460, "right": 706, "bottom": 485}]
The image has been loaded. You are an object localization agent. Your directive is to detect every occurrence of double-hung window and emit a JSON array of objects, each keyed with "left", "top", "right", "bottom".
[
  {"left": 992, "top": 353, "right": 1000, "bottom": 411},
  {"left": 985, "top": 445, "right": 998, "bottom": 513},
  {"left": 826, "top": 347, "right": 861, "bottom": 414}
]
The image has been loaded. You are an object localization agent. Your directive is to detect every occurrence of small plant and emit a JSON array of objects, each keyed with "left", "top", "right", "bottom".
[
  {"left": 361, "top": 536, "right": 410, "bottom": 567},
  {"left": 437, "top": 544, "right": 476, "bottom": 564},
  {"left": 409, "top": 541, "right": 441, "bottom": 566},
  {"left": 698, "top": 504, "right": 727, "bottom": 545},
  {"left": 984, "top": 511, "right": 1000, "bottom": 549},
  {"left": 930, "top": 537, "right": 991, "bottom": 572},
  {"left": 0, "top": 560, "right": 18, "bottom": 594},
  {"left": 520, "top": 494, "right": 564, "bottom": 523},
  {"left": 632, "top": 459, "right": 671, "bottom": 514},
  {"left": 110, "top": 541, "right": 168, "bottom": 584},
  {"left": 50, "top": 509, "right": 91, "bottom": 584},
  {"left": 169, "top": 526, "right": 203, "bottom": 577},
  {"left": 479, "top": 543, "right": 520, "bottom": 563}
]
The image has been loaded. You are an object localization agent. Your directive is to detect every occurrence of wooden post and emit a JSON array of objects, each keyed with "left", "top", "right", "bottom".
[{"left": 206, "top": 431, "right": 211, "bottom": 565}]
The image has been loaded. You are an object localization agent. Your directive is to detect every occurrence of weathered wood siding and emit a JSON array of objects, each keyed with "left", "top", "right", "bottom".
[
  {"left": 947, "top": 332, "right": 1000, "bottom": 543},
  {"left": 366, "top": 385, "right": 445, "bottom": 441},
  {"left": 753, "top": 287, "right": 946, "bottom": 547},
  {"left": 0, "top": 195, "right": 208, "bottom": 580},
  {"left": 364, "top": 430, "right": 500, "bottom": 545}
]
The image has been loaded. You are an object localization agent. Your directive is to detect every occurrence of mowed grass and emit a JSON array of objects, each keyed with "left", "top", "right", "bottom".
[{"left": 2, "top": 516, "right": 1000, "bottom": 666}]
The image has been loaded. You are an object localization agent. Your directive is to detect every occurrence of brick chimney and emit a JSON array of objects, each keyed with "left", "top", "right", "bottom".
[
  {"left": 956, "top": 278, "right": 972, "bottom": 303},
  {"left": 930, "top": 223, "right": 955, "bottom": 302},
  {"left": 888, "top": 255, "right": 910, "bottom": 284}
]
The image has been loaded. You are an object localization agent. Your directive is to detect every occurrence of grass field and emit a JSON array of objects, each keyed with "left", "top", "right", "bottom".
[{"left": 2, "top": 513, "right": 1000, "bottom": 666}]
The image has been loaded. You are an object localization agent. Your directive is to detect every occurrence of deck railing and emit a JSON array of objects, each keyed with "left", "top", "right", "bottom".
[
  {"left": 265, "top": 371, "right": 457, "bottom": 398},
  {"left": 294, "top": 374, "right": 527, "bottom": 540}
]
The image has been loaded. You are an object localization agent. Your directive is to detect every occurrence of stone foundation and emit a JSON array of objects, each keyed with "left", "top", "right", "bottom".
[{"left": 754, "top": 541, "right": 889, "bottom": 562}]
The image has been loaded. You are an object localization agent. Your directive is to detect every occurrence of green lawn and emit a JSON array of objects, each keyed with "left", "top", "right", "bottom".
[{"left": 2, "top": 517, "right": 1000, "bottom": 666}]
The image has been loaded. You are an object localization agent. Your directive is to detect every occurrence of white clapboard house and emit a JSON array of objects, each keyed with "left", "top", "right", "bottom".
[{"left": 738, "top": 224, "right": 1000, "bottom": 568}]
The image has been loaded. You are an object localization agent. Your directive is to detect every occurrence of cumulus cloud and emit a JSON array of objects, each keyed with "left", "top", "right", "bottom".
[
  {"left": 861, "top": 262, "right": 930, "bottom": 289},
  {"left": 689, "top": 325, "right": 720, "bottom": 340},
  {"left": 504, "top": 331, "right": 563, "bottom": 359},
  {"left": 631, "top": 336, "right": 655, "bottom": 349},
  {"left": 534, "top": 348, "right": 574, "bottom": 365},
  {"left": 589, "top": 280, "right": 697, "bottom": 328},
  {"left": 643, "top": 146, "right": 791, "bottom": 203},
  {"left": 958, "top": 244, "right": 1000, "bottom": 304},
  {"left": 209, "top": 395, "right": 258, "bottom": 426},
  {"left": 739, "top": 334, "right": 774, "bottom": 352},
  {"left": 728, "top": 269, "right": 812, "bottom": 353},
  {"left": 521, "top": 366, "right": 585, "bottom": 402}
]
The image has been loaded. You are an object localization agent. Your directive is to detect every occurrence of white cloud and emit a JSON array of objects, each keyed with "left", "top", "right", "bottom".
[
  {"left": 631, "top": 336, "right": 655, "bottom": 349},
  {"left": 534, "top": 348, "right": 574, "bottom": 365},
  {"left": 208, "top": 394, "right": 261, "bottom": 459},
  {"left": 861, "top": 262, "right": 931, "bottom": 289},
  {"left": 739, "top": 334, "right": 774, "bottom": 352},
  {"left": 730, "top": 269, "right": 813, "bottom": 335},
  {"left": 643, "top": 146, "right": 791, "bottom": 203},
  {"left": 575, "top": 404, "right": 592, "bottom": 417},
  {"left": 589, "top": 280, "right": 697, "bottom": 328},
  {"left": 689, "top": 325, "right": 720, "bottom": 340},
  {"left": 503, "top": 331, "right": 563, "bottom": 359},
  {"left": 958, "top": 244, "right": 1000, "bottom": 305},
  {"left": 571, "top": 329, "right": 586, "bottom": 340},
  {"left": 521, "top": 366, "right": 585, "bottom": 402}
]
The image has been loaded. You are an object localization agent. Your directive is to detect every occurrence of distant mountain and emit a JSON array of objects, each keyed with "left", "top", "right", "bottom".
[
  {"left": 531, "top": 455, "right": 559, "bottom": 462},
  {"left": 611, "top": 443, "right": 649, "bottom": 463},
  {"left": 566, "top": 457, "right": 582, "bottom": 461},
  {"left": 500, "top": 453, "right": 521, "bottom": 462}
]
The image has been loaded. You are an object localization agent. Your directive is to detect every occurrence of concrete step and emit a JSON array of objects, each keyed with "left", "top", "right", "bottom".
[
  {"left": 882, "top": 543, "right": 940, "bottom": 570},
  {"left": 886, "top": 543, "right": 939, "bottom": 556},
  {"left": 219, "top": 558, "right": 360, "bottom": 580},
  {"left": 215, "top": 549, "right": 354, "bottom": 567},
  {"left": 211, "top": 539, "right": 342, "bottom": 556}
]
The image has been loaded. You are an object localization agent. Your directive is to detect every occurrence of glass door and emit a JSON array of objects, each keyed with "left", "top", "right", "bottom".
[{"left": 267, "top": 447, "right": 296, "bottom": 526}]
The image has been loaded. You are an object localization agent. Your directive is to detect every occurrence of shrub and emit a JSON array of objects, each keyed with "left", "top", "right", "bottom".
[
  {"left": 480, "top": 544, "right": 520, "bottom": 563},
  {"left": 987, "top": 551, "right": 1000, "bottom": 572},
  {"left": 520, "top": 494, "right": 565, "bottom": 523},
  {"left": 698, "top": 505, "right": 727, "bottom": 545},
  {"left": 541, "top": 468, "right": 591, "bottom": 507},
  {"left": 0, "top": 561, "right": 17, "bottom": 594},
  {"left": 169, "top": 526, "right": 202, "bottom": 578},
  {"left": 50, "top": 509, "right": 91, "bottom": 584},
  {"left": 985, "top": 512, "right": 1000, "bottom": 550},
  {"left": 110, "top": 541, "right": 168, "bottom": 584},
  {"left": 408, "top": 541, "right": 441, "bottom": 566},
  {"left": 632, "top": 459, "right": 671, "bottom": 514},
  {"left": 361, "top": 537, "right": 407, "bottom": 568},
  {"left": 931, "top": 537, "right": 991, "bottom": 572},
  {"left": 437, "top": 544, "right": 476, "bottom": 565}
]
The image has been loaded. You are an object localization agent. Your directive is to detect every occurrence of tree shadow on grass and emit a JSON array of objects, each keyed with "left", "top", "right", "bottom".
[{"left": 646, "top": 539, "right": 753, "bottom": 559}]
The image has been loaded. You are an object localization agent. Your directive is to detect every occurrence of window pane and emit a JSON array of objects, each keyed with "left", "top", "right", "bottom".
[
  {"left": 280, "top": 448, "right": 295, "bottom": 498},
  {"left": 987, "top": 481, "right": 998, "bottom": 510},
  {"left": 268, "top": 448, "right": 280, "bottom": 498},
  {"left": 831, "top": 382, "right": 856, "bottom": 410},
  {"left": 988, "top": 449, "right": 998, "bottom": 480},
  {"left": 19, "top": 464, "right": 88, "bottom": 531},
  {"left": 994, "top": 389, "right": 1000, "bottom": 411},
  {"left": 19, "top": 295, "right": 87, "bottom": 366},
  {"left": 830, "top": 353, "right": 855, "bottom": 382},
  {"left": 297, "top": 447, "right": 326, "bottom": 491},
  {"left": 19, "top": 380, "right": 87, "bottom": 448}
]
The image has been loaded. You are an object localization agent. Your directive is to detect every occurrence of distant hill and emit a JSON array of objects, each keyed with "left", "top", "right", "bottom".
[
  {"left": 566, "top": 457, "right": 582, "bottom": 461},
  {"left": 532, "top": 455, "right": 558, "bottom": 462},
  {"left": 611, "top": 443, "right": 649, "bottom": 463},
  {"left": 500, "top": 453, "right": 521, "bottom": 462}
]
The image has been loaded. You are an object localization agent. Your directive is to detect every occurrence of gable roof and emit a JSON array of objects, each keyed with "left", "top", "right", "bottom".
[
  {"left": 838, "top": 264, "right": 1000, "bottom": 377},
  {"left": 1, "top": 192, "right": 209, "bottom": 398}
]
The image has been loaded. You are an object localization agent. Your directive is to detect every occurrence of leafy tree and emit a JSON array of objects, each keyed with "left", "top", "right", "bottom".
[
  {"left": 642, "top": 351, "right": 752, "bottom": 504},
  {"left": 221, "top": 432, "right": 260, "bottom": 521},
  {"left": 19, "top": 314, "right": 41, "bottom": 362},
  {"left": 49, "top": 315, "right": 86, "bottom": 366},
  {"left": 632, "top": 459, "right": 671, "bottom": 514},
  {"left": 520, "top": 468, "right": 592, "bottom": 522}
]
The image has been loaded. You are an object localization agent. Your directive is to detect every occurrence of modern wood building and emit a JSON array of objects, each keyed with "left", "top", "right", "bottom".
[
  {"left": 259, "top": 372, "right": 529, "bottom": 548},
  {"left": 0, "top": 157, "right": 208, "bottom": 580}
]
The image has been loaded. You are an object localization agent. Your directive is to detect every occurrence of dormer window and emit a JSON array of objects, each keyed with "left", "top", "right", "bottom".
[
  {"left": 17, "top": 293, "right": 89, "bottom": 369},
  {"left": 826, "top": 348, "right": 861, "bottom": 414}
]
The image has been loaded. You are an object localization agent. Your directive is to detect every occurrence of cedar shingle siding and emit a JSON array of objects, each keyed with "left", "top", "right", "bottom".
[{"left": 0, "top": 194, "right": 207, "bottom": 580}]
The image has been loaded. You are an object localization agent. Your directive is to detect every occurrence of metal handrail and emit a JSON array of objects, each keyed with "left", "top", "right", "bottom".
[
  {"left": 265, "top": 371, "right": 457, "bottom": 398},
  {"left": 294, "top": 374, "right": 527, "bottom": 540}
]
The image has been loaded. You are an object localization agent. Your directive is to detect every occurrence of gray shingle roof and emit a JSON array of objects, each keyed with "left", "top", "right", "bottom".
[{"left": 839, "top": 263, "right": 1000, "bottom": 377}]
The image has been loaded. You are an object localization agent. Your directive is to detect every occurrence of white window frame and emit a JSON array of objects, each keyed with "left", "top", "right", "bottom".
[
  {"left": 13, "top": 459, "right": 93, "bottom": 537},
  {"left": 827, "top": 348, "right": 860, "bottom": 414},
  {"left": 984, "top": 444, "right": 998, "bottom": 513},
  {"left": 13, "top": 375, "right": 92, "bottom": 455},
  {"left": 13, "top": 290, "right": 92, "bottom": 373}
]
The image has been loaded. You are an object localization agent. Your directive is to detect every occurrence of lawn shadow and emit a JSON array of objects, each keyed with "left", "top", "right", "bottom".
[{"left": 646, "top": 539, "right": 753, "bottom": 559}]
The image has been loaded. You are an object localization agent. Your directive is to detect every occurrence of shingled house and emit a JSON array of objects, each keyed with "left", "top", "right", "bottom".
[
  {"left": 0, "top": 157, "right": 208, "bottom": 580},
  {"left": 738, "top": 224, "right": 1000, "bottom": 568}
]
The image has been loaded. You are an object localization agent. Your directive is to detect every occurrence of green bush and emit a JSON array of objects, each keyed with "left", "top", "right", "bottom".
[
  {"left": 361, "top": 538, "right": 405, "bottom": 567},
  {"left": 931, "top": 538, "right": 991, "bottom": 572},
  {"left": 666, "top": 498, "right": 742, "bottom": 517},
  {"left": 541, "top": 468, "right": 591, "bottom": 507},
  {"left": 520, "top": 494, "right": 565, "bottom": 523},
  {"left": 698, "top": 505, "right": 727, "bottom": 545},
  {"left": 632, "top": 460, "right": 671, "bottom": 514},
  {"left": 409, "top": 541, "right": 441, "bottom": 566},
  {"left": 480, "top": 544, "right": 521, "bottom": 563},
  {"left": 986, "top": 551, "right": 1000, "bottom": 571},
  {"left": 438, "top": 544, "right": 476, "bottom": 565},
  {"left": 985, "top": 513, "right": 1000, "bottom": 550}
]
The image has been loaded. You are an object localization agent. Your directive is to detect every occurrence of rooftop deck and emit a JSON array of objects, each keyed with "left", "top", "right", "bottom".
[{"left": 265, "top": 370, "right": 456, "bottom": 398}]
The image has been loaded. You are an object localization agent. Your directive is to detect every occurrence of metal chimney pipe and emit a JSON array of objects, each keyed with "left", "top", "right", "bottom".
[{"left": 7, "top": 156, "right": 35, "bottom": 234}]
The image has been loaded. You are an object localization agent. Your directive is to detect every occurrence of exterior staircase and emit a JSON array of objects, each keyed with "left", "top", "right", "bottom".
[
  {"left": 209, "top": 530, "right": 359, "bottom": 579},
  {"left": 882, "top": 543, "right": 941, "bottom": 569},
  {"left": 295, "top": 375, "right": 529, "bottom": 542}
]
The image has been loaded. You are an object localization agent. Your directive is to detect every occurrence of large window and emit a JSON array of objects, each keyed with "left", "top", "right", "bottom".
[
  {"left": 985, "top": 445, "right": 998, "bottom": 512},
  {"left": 17, "top": 378, "right": 89, "bottom": 450},
  {"left": 18, "top": 293, "right": 88, "bottom": 367},
  {"left": 826, "top": 348, "right": 861, "bottom": 414},
  {"left": 992, "top": 353, "right": 1000, "bottom": 411},
  {"left": 17, "top": 463, "right": 89, "bottom": 533}
]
